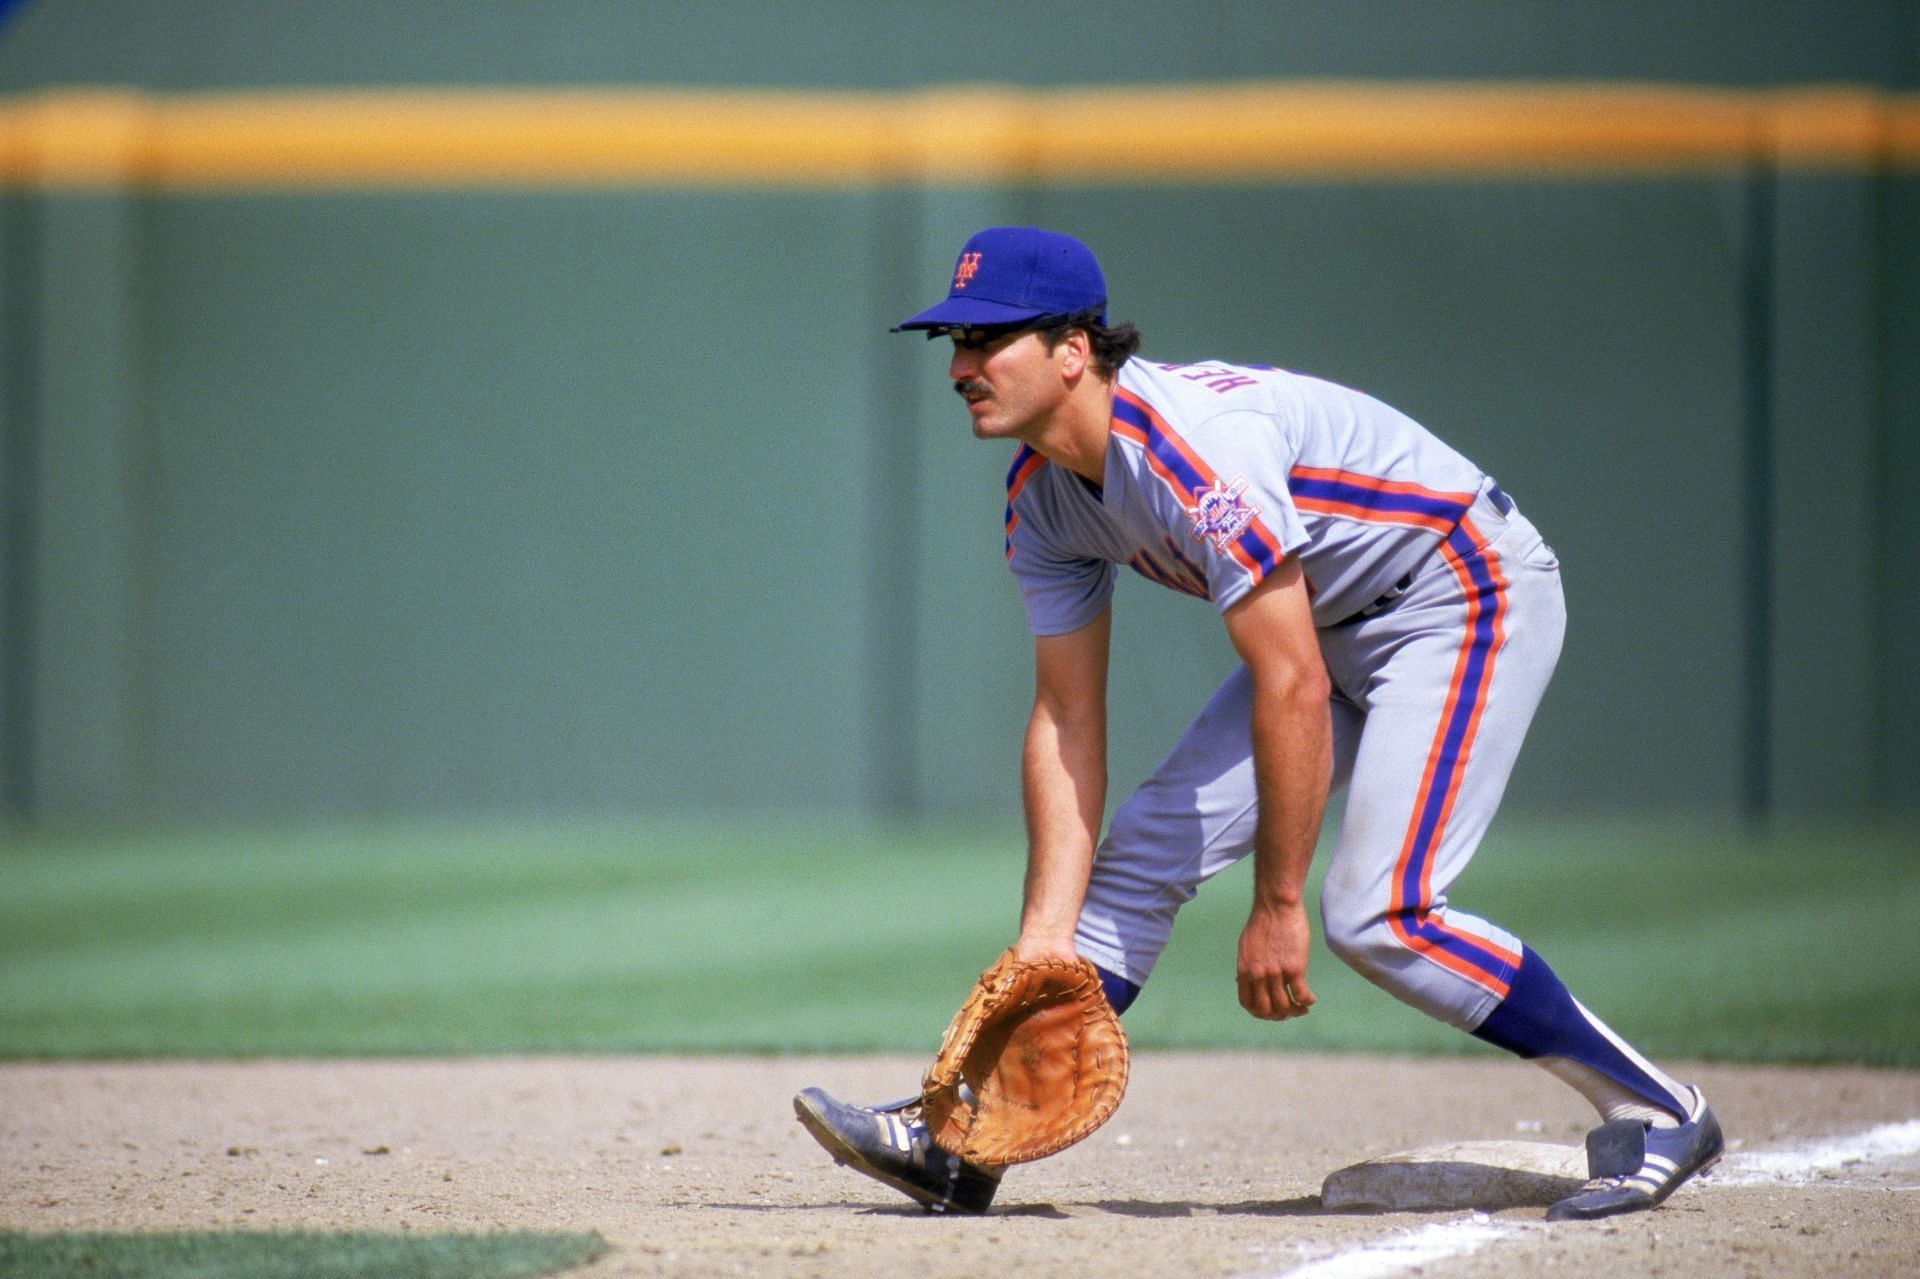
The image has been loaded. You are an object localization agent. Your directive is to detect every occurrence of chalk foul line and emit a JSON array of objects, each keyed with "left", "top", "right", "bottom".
[
  {"left": 1713, "top": 1119, "right": 1920, "bottom": 1186},
  {"left": 1268, "top": 1216, "right": 1512, "bottom": 1279},
  {"left": 1255, "top": 1119, "right": 1920, "bottom": 1279}
]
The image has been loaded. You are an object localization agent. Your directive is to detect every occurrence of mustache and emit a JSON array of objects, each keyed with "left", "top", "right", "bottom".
[{"left": 953, "top": 378, "right": 988, "bottom": 398}]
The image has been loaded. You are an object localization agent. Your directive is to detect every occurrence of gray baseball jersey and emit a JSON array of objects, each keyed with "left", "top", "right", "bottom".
[
  {"left": 1004, "top": 357, "right": 1684, "bottom": 1062},
  {"left": 1004, "top": 359, "right": 1490, "bottom": 635}
]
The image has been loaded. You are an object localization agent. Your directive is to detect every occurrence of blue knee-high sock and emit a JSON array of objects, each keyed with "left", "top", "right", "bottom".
[
  {"left": 1095, "top": 965, "right": 1141, "bottom": 1015},
  {"left": 1472, "top": 946, "right": 1687, "bottom": 1118}
]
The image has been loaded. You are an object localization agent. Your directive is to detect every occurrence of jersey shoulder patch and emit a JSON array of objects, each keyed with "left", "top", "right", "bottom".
[{"left": 1185, "top": 476, "right": 1261, "bottom": 553}]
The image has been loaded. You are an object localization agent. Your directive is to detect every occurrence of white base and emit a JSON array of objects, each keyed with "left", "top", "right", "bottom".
[{"left": 1319, "top": 1140, "right": 1587, "bottom": 1212}]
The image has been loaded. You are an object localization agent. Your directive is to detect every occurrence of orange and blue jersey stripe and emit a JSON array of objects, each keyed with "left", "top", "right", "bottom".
[
  {"left": 1004, "top": 445, "right": 1048, "bottom": 561},
  {"left": 1111, "top": 388, "right": 1286, "bottom": 581},
  {"left": 1387, "top": 515, "right": 1522, "bottom": 999},
  {"left": 1288, "top": 466, "right": 1476, "bottom": 534}
]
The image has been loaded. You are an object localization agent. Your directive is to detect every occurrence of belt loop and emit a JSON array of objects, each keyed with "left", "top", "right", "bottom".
[{"left": 1355, "top": 569, "right": 1416, "bottom": 619}]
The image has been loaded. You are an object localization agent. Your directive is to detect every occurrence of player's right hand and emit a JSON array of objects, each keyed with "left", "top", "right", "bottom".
[{"left": 1236, "top": 900, "right": 1317, "bottom": 1020}]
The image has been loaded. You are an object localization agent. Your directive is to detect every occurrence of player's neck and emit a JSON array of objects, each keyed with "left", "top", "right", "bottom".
[{"left": 1029, "top": 378, "right": 1115, "bottom": 484}]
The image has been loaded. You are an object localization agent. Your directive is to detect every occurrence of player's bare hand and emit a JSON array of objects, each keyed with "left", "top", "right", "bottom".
[{"left": 1237, "top": 901, "right": 1316, "bottom": 1020}]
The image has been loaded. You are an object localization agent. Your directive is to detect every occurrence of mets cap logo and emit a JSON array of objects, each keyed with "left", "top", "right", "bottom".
[
  {"left": 1187, "top": 476, "right": 1260, "bottom": 553},
  {"left": 954, "top": 252, "right": 983, "bottom": 289}
]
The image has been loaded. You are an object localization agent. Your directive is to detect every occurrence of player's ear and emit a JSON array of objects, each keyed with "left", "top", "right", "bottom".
[{"left": 1058, "top": 327, "right": 1093, "bottom": 379}]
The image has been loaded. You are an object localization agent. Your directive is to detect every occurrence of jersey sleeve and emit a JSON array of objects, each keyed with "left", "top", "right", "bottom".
[
  {"left": 1010, "top": 542, "right": 1117, "bottom": 636},
  {"left": 1173, "top": 408, "right": 1311, "bottom": 614},
  {"left": 1004, "top": 451, "right": 1117, "bottom": 636}
]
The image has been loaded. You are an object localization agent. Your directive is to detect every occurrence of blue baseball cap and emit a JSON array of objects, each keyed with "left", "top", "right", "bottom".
[{"left": 893, "top": 227, "right": 1108, "bottom": 333}]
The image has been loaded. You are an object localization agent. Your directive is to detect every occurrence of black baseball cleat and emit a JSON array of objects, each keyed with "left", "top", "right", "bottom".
[
  {"left": 1547, "top": 1086, "right": 1724, "bottom": 1221},
  {"left": 793, "top": 1087, "right": 1003, "bottom": 1214}
]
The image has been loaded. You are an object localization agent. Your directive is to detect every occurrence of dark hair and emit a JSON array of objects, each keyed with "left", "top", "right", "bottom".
[{"left": 1038, "top": 309, "right": 1142, "bottom": 378}]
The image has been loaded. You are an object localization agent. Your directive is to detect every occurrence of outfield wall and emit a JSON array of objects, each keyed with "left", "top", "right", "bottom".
[{"left": 1, "top": 3, "right": 1915, "bottom": 824}]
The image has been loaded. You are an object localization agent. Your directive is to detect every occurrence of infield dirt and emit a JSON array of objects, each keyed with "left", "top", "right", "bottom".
[{"left": 4, "top": 1054, "right": 1918, "bottom": 1277}]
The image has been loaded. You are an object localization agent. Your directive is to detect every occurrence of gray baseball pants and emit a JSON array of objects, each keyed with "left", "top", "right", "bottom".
[{"left": 1073, "top": 486, "right": 1564, "bottom": 1033}]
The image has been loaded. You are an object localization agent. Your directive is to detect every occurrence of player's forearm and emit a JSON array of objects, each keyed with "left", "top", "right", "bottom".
[
  {"left": 1017, "top": 701, "right": 1107, "bottom": 946},
  {"left": 1247, "top": 673, "right": 1332, "bottom": 908}
]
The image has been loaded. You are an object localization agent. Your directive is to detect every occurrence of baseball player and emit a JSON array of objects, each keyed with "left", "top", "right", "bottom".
[{"left": 797, "top": 227, "right": 1722, "bottom": 1221}]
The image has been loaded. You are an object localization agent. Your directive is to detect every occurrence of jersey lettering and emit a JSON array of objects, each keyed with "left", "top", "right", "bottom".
[
  {"left": 1128, "top": 535, "right": 1210, "bottom": 599},
  {"left": 1155, "top": 362, "right": 1259, "bottom": 394}
]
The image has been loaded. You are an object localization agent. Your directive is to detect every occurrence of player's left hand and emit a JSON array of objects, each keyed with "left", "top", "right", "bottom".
[{"left": 1236, "top": 900, "right": 1317, "bottom": 1020}]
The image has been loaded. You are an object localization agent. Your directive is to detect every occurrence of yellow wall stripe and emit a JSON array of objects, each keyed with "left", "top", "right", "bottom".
[{"left": 2, "top": 82, "right": 1917, "bottom": 190}]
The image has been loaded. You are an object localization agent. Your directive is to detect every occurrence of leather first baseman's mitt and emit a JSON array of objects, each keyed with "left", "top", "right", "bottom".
[{"left": 920, "top": 948, "right": 1130, "bottom": 1166}]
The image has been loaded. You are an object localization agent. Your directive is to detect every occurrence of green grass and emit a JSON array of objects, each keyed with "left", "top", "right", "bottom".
[
  {"left": 0, "top": 1230, "right": 608, "bottom": 1279},
  {"left": 1, "top": 813, "right": 1915, "bottom": 1065}
]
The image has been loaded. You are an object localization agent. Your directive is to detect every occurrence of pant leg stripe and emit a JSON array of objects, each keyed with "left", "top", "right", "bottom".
[
  {"left": 1421, "top": 525, "right": 1512, "bottom": 889},
  {"left": 1386, "top": 518, "right": 1520, "bottom": 996}
]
